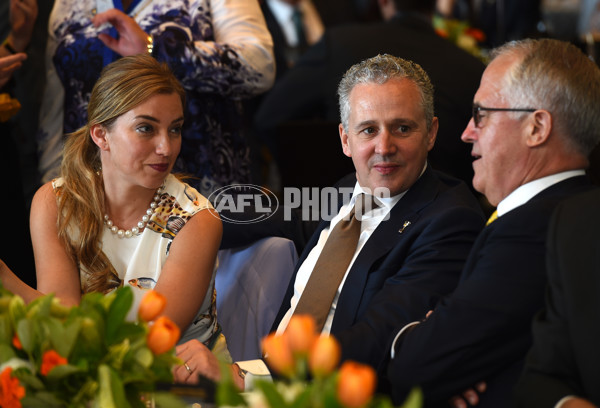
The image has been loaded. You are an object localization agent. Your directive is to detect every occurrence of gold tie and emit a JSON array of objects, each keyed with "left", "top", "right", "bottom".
[
  {"left": 293, "top": 194, "right": 375, "bottom": 331},
  {"left": 486, "top": 210, "right": 498, "bottom": 226}
]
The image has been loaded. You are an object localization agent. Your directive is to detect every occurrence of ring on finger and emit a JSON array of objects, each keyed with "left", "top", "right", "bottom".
[{"left": 184, "top": 362, "right": 192, "bottom": 374}]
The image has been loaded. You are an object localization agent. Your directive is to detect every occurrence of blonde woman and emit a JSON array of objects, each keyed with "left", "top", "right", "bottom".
[{"left": 1, "top": 54, "right": 228, "bottom": 358}]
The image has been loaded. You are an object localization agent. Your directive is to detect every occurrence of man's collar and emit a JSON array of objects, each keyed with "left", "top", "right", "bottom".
[{"left": 496, "top": 169, "right": 586, "bottom": 216}]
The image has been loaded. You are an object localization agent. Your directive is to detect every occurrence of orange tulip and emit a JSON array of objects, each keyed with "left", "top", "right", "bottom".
[
  {"left": 308, "top": 335, "right": 340, "bottom": 378},
  {"left": 138, "top": 290, "right": 167, "bottom": 322},
  {"left": 261, "top": 333, "right": 294, "bottom": 377},
  {"left": 285, "top": 315, "right": 316, "bottom": 355},
  {"left": 336, "top": 361, "right": 376, "bottom": 408},
  {"left": 147, "top": 316, "right": 180, "bottom": 354},
  {"left": 40, "top": 350, "right": 68, "bottom": 376}
]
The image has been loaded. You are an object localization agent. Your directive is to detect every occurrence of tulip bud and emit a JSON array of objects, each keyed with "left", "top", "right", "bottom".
[
  {"left": 336, "top": 361, "right": 376, "bottom": 408},
  {"left": 308, "top": 335, "right": 340, "bottom": 378},
  {"left": 261, "top": 333, "right": 294, "bottom": 378},
  {"left": 285, "top": 315, "right": 316, "bottom": 355},
  {"left": 147, "top": 316, "right": 180, "bottom": 354},
  {"left": 138, "top": 290, "right": 167, "bottom": 322}
]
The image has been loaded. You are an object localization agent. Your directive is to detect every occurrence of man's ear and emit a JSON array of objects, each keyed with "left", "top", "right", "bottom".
[
  {"left": 90, "top": 124, "right": 109, "bottom": 151},
  {"left": 526, "top": 110, "right": 552, "bottom": 147},
  {"left": 427, "top": 117, "right": 439, "bottom": 151},
  {"left": 339, "top": 123, "right": 351, "bottom": 158}
]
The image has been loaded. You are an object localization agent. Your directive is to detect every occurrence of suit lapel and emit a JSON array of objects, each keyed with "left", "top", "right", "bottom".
[{"left": 331, "top": 167, "right": 441, "bottom": 333}]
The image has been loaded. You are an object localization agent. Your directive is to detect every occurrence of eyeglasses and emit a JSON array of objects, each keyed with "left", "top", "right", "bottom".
[{"left": 472, "top": 104, "right": 537, "bottom": 128}]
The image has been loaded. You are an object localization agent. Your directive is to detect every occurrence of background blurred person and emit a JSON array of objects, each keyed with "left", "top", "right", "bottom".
[
  {"left": 0, "top": 0, "right": 38, "bottom": 288},
  {"left": 37, "top": 0, "right": 275, "bottom": 197}
]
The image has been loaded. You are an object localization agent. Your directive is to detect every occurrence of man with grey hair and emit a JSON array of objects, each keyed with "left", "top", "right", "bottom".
[
  {"left": 175, "top": 54, "right": 485, "bottom": 391},
  {"left": 388, "top": 38, "right": 600, "bottom": 408}
]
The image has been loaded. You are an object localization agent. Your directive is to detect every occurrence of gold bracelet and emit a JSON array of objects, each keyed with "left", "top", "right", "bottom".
[{"left": 146, "top": 35, "right": 153, "bottom": 55}]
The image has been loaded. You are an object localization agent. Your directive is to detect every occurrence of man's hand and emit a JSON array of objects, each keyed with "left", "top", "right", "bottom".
[
  {"left": 92, "top": 9, "right": 150, "bottom": 56},
  {"left": 448, "top": 382, "right": 487, "bottom": 408},
  {"left": 0, "top": 54, "right": 26, "bottom": 89},
  {"left": 9, "top": 0, "right": 38, "bottom": 52},
  {"left": 173, "top": 339, "right": 245, "bottom": 390},
  {"left": 173, "top": 339, "right": 222, "bottom": 385}
]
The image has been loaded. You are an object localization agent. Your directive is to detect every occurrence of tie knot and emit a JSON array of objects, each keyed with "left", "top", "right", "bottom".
[{"left": 350, "top": 194, "right": 379, "bottom": 221}]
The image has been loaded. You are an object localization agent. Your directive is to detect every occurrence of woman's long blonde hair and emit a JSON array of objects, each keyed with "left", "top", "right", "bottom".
[{"left": 58, "top": 53, "right": 185, "bottom": 294}]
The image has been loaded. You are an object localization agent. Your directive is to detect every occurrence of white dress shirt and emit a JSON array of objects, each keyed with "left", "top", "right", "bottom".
[{"left": 276, "top": 182, "right": 404, "bottom": 335}]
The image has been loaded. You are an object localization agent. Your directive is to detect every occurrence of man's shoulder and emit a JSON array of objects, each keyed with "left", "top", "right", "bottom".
[
  {"left": 420, "top": 169, "right": 484, "bottom": 213},
  {"left": 506, "top": 176, "right": 593, "bottom": 221}
]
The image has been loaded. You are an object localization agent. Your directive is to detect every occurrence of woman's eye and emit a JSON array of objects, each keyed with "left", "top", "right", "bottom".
[
  {"left": 170, "top": 125, "right": 183, "bottom": 136},
  {"left": 137, "top": 124, "right": 153, "bottom": 134}
]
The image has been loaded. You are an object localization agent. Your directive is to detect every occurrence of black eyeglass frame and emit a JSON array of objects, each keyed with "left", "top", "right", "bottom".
[{"left": 472, "top": 104, "right": 537, "bottom": 128}]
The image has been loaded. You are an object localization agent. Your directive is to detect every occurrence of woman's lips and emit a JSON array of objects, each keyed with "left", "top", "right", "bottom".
[{"left": 150, "top": 163, "right": 169, "bottom": 172}]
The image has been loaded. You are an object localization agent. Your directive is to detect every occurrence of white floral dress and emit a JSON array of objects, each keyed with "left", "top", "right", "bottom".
[{"left": 54, "top": 174, "right": 224, "bottom": 348}]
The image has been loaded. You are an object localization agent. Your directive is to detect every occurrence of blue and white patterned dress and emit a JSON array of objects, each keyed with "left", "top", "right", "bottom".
[{"left": 38, "top": 0, "right": 275, "bottom": 196}]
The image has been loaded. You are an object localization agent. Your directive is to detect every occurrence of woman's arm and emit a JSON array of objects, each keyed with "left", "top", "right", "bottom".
[
  {"left": 30, "top": 182, "right": 81, "bottom": 306},
  {"left": 92, "top": 0, "right": 275, "bottom": 97},
  {"left": 153, "top": 208, "right": 222, "bottom": 332}
]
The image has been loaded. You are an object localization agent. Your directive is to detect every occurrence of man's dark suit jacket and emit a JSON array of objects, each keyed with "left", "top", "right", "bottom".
[
  {"left": 388, "top": 175, "right": 593, "bottom": 408},
  {"left": 515, "top": 188, "right": 600, "bottom": 407},
  {"left": 270, "top": 166, "right": 485, "bottom": 380},
  {"left": 254, "top": 13, "right": 485, "bottom": 189}
]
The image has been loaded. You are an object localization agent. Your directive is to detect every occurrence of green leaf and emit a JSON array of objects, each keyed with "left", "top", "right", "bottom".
[
  {"left": 134, "top": 347, "right": 154, "bottom": 369},
  {"left": 255, "top": 380, "right": 289, "bottom": 408},
  {"left": 398, "top": 387, "right": 423, "bottom": 408},
  {"left": 15, "top": 369, "right": 45, "bottom": 390},
  {"left": 21, "top": 391, "right": 65, "bottom": 408},
  {"left": 26, "top": 292, "right": 54, "bottom": 319},
  {"left": 289, "top": 386, "right": 313, "bottom": 408},
  {"left": 106, "top": 287, "right": 133, "bottom": 344},
  {"left": 153, "top": 391, "right": 190, "bottom": 408},
  {"left": 16, "top": 318, "right": 35, "bottom": 353},
  {"left": 0, "top": 314, "right": 12, "bottom": 343},
  {"left": 109, "top": 321, "right": 146, "bottom": 345},
  {"left": 98, "top": 364, "right": 132, "bottom": 408},
  {"left": 0, "top": 343, "right": 16, "bottom": 362},
  {"left": 46, "top": 363, "right": 82, "bottom": 380},
  {"left": 215, "top": 378, "right": 246, "bottom": 407},
  {"left": 47, "top": 316, "right": 81, "bottom": 358}
]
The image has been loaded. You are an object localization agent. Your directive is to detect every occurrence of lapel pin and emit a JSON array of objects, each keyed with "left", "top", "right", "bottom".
[{"left": 399, "top": 221, "right": 411, "bottom": 233}]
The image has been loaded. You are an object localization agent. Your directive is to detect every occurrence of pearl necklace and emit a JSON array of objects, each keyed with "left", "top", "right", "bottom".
[{"left": 104, "top": 184, "right": 164, "bottom": 239}]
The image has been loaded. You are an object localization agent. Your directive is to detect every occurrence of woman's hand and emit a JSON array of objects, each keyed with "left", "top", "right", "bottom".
[
  {"left": 92, "top": 9, "right": 150, "bottom": 56},
  {"left": 0, "top": 53, "right": 26, "bottom": 88},
  {"left": 9, "top": 0, "right": 38, "bottom": 52}
]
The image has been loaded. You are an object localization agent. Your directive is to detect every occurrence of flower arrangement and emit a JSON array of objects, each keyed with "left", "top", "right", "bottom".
[
  {"left": 216, "top": 315, "right": 422, "bottom": 408},
  {"left": 433, "top": 16, "right": 488, "bottom": 62},
  {"left": 0, "top": 285, "right": 188, "bottom": 408}
]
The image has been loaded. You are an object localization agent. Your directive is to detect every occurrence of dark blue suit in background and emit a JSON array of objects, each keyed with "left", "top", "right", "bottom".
[
  {"left": 388, "top": 175, "right": 593, "bottom": 407},
  {"left": 271, "top": 166, "right": 485, "bottom": 379}
]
